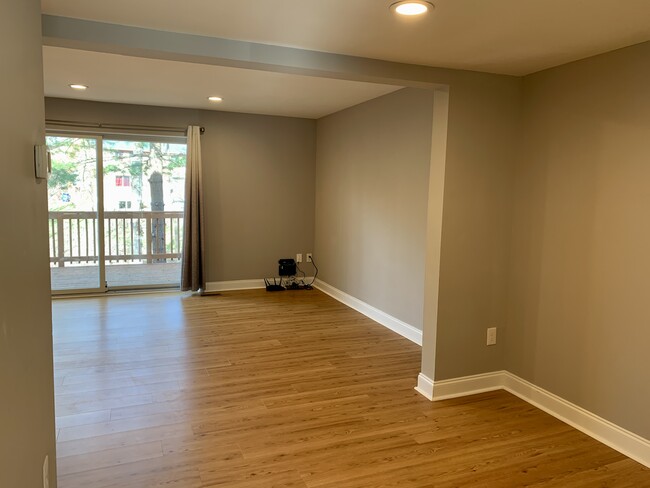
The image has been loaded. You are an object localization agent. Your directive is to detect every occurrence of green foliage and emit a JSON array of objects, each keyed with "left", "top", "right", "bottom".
[
  {"left": 103, "top": 164, "right": 121, "bottom": 174},
  {"left": 103, "top": 142, "right": 185, "bottom": 175},
  {"left": 49, "top": 161, "right": 78, "bottom": 191},
  {"left": 45, "top": 136, "right": 187, "bottom": 212}
]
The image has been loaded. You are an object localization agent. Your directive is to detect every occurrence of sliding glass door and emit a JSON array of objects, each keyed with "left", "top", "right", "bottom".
[
  {"left": 47, "top": 136, "right": 104, "bottom": 293},
  {"left": 102, "top": 138, "right": 186, "bottom": 288},
  {"left": 46, "top": 133, "right": 186, "bottom": 294}
]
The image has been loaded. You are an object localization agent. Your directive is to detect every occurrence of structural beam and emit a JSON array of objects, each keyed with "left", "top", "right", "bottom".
[{"left": 41, "top": 15, "right": 505, "bottom": 88}]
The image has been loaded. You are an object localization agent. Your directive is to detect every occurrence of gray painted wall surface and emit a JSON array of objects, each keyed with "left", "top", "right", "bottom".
[
  {"left": 0, "top": 1, "right": 57, "bottom": 486},
  {"left": 507, "top": 41, "right": 650, "bottom": 439},
  {"left": 431, "top": 74, "right": 522, "bottom": 380},
  {"left": 44, "top": 98, "right": 316, "bottom": 282},
  {"left": 315, "top": 88, "right": 434, "bottom": 330}
]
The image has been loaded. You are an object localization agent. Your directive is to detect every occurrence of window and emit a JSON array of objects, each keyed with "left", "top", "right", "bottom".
[{"left": 115, "top": 175, "right": 131, "bottom": 187}]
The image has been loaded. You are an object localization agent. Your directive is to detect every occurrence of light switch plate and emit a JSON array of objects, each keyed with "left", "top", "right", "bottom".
[
  {"left": 487, "top": 327, "right": 497, "bottom": 346},
  {"left": 43, "top": 455, "right": 49, "bottom": 488}
]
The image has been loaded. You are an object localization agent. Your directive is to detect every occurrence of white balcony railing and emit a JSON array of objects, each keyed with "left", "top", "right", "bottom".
[{"left": 48, "top": 211, "right": 184, "bottom": 267}]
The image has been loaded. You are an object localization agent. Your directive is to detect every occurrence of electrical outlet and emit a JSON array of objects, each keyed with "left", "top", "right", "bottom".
[
  {"left": 43, "top": 455, "right": 49, "bottom": 488},
  {"left": 306, "top": 253, "right": 313, "bottom": 263},
  {"left": 487, "top": 327, "right": 497, "bottom": 346},
  {"left": 296, "top": 253, "right": 302, "bottom": 263}
]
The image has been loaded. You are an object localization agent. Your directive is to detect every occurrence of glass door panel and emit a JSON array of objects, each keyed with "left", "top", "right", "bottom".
[
  {"left": 102, "top": 139, "right": 186, "bottom": 288},
  {"left": 47, "top": 136, "right": 104, "bottom": 293}
]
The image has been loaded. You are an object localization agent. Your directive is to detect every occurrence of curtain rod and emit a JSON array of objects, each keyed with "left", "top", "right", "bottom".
[{"left": 45, "top": 119, "right": 205, "bottom": 134}]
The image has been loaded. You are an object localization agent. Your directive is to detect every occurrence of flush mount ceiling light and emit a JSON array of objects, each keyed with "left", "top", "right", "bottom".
[
  {"left": 390, "top": 0, "right": 434, "bottom": 16},
  {"left": 69, "top": 84, "right": 88, "bottom": 90},
  {"left": 207, "top": 96, "right": 223, "bottom": 102}
]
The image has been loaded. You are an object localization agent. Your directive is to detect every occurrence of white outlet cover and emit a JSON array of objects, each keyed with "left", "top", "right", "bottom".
[{"left": 487, "top": 327, "right": 497, "bottom": 346}]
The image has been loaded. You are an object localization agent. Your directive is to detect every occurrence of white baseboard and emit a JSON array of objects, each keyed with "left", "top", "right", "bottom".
[
  {"left": 415, "top": 373, "right": 434, "bottom": 400},
  {"left": 314, "top": 279, "right": 422, "bottom": 345},
  {"left": 416, "top": 370, "right": 650, "bottom": 468},
  {"left": 431, "top": 371, "right": 504, "bottom": 401},
  {"left": 501, "top": 371, "right": 650, "bottom": 469},
  {"left": 204, "top": 279, "right": 266, "bottom": 292}
]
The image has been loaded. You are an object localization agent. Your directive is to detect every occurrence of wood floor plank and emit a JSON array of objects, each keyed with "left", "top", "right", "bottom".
[
  {"left": 58, "top": 411, "right": 190, "bottom": 442},
  {"left": 56, "top": 422, "right": 194, "bottom": 458},
  {"left": 57, "top": 440, "right": 163, "bottom": 476},
  {"left": 56, "top": 410, "right": 112, "bottom": 429},
  {"left": 52, "top": 290, "right": 649, "bottom": 487}
]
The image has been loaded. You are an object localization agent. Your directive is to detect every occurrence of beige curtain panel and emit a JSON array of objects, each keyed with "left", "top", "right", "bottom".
[{"left": 181, "top": 125, "right": 206, "bottom": 292}]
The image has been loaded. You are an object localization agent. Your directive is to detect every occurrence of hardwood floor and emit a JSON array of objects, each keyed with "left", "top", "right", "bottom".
[{"left": 52, "top": 290, "right": 649, "bottom": 487}]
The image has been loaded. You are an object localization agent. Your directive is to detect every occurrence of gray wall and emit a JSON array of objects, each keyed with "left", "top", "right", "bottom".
[
  {"left": 314, "top": 77, "right": 521, "bottom": 383},
  {"left": 0, "top": 1, "right": 57, "bottom": 487},
  {"left": 431, "top": 74, "right": 522, "bottom": 379},
  {"left": 315, "top": 88, "right": 434, "bottom": 330},
  {"left": 45, "top": 98, "right": 316, "bottom": 282},
  {"left": 507, "top": 41, "right": 650, "bottom": 438}
]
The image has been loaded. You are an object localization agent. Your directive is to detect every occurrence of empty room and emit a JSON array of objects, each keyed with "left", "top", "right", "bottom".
[{"left": 1, "top": 1, "right": 649, "bottom": 487}]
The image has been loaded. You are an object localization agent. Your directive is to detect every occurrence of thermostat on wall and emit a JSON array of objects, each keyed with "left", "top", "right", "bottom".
[{"left": 34, "top": 144, "right": 51, "bottom": 180}]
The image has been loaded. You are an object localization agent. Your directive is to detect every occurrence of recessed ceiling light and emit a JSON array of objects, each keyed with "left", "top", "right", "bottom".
[
  {"left": 69, "top": 84, "right": 88, "bottom": 90},
  {"left": 207, "top": 96, "right": 223, "bottom": 102},
  {"left": 390, "top": 1, "right": 434, "bottom": 16}
]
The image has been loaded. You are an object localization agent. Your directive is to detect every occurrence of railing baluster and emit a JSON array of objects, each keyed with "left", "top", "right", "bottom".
[
  {"left": 77, "top": 219, "right": 81, "bottom": 261},
  {"left": 121, "top": 217, "right": 125, "bottom": 261},
  {"left": 140, "top": 217, "right": 143, "bottom": 261},
  {"left": 170, "top": 218, "right": 174, "bottom": 255},
  {"left": 130, "top": 218, "right": 134, "bottom": 261},
  {"left": 75, "top": 219, "right": 80, "bottom": 259},
  {"left": 67, "top": 219, "right": 72, "bottom": 264},
  {"left": 56, "top": 216, "right": 64, "bottom": 267},
  {"left": 93, "top": 217, "right": 97, "bottom": 263},
  {"left": 114, "top": 217, "right": 117, "bottom": 262},
  {"left": 165, "top": 217, "right": 170, "bottom": 256},
  {"left": 113, "top": 217, "right": 117, "bottom": 262},
  {"left": 49, "top": 218, "right": 55, "bottom": 264},
  {"left": 136, "top": 218, "right": 140, "bottom": 258},
  {"left": 85, "top": 218, "right": 89, "bottom": 264},
  {"left": 118, "top": 217, "right": 121, "bottom": 261},
  {"left": 107, "top": 218, "right": 112, "bottom": 263},
  {"left": 170, "top": 217, "right": 173, "bottom": 255},
  {"left": 146, "top": 214, "right": 152, "bottom": 264},
  {"left": 50, "top": 211, "right": 183, "bottom": 267}
]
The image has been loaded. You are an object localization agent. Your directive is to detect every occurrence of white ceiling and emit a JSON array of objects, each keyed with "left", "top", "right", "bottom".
[
  {"left": 40, "top": 0, "right": 650, "bottom": 117},
  {"left": 41, "top": 0, "right": 650, "bottom": 76},
  {"left": 42, "top": 47, "right": 402, "bottom": 119}
]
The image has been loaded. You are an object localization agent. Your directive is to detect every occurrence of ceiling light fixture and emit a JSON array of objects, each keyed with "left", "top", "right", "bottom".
[
  {"left": 69, "top": 84, "right": 88, "bottom": 90},
  {"left": 207, "top": 96, "right": 223, "bottom": 102},
  {"left": 390, "top": 1, "right": 434, "bottom": 16}
]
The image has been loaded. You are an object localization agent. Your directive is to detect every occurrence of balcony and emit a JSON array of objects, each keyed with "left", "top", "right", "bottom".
[{"left": 49, "top": 211, "right": 183, "bottom": 291}]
